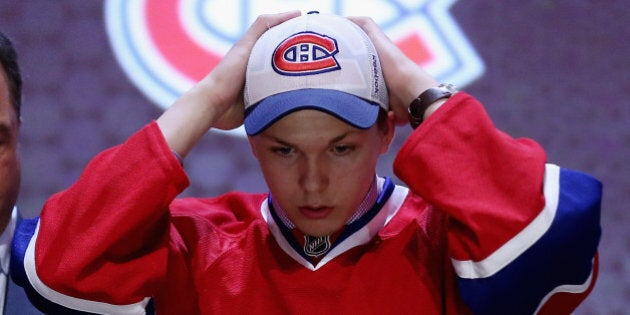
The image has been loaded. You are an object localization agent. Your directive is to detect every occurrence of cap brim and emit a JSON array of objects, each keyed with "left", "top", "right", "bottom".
[{"left": 244, "top": 89, "right": 381, "bottom": 136}]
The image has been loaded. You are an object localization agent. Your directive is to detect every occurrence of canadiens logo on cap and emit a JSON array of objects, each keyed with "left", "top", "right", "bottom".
[
  {"left": 272, "top": 32, "right": 341, "bottom": 76},
  {"left": 243, "top": 12, "right": 389, "bottom": 136}
]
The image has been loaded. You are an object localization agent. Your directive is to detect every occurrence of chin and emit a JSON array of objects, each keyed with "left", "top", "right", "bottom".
[{"left": 298, "top": 223, "right": 342, "bottom": 237}]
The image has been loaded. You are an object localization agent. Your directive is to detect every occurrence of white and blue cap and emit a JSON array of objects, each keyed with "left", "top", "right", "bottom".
[{"left": 243, "top": 12, "right": 389, "bottom": 136}]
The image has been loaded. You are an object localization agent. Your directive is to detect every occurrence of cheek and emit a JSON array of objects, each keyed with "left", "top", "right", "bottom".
[
  {"left": 327, "top": 156, "right": 377, "bottom": 195},
  {"left": 336, "top": 148, "right": 381, "bottom": 178},
  {"left": 257, "top": 158, "right": 297, "bottom": 192},
  {"left": 333, "top": 162, "right": 373, "bottom": 191}
]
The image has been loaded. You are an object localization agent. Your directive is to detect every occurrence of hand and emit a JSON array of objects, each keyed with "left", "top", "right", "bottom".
[
  {"left": 157, "top": 11, "right": 301, "bottom": 157},
  {"left": 204, "top": 10, "right": 302, "bottom": 130},
  {"left": 348, "top": 16, "right": 439, "bottom": 125}
]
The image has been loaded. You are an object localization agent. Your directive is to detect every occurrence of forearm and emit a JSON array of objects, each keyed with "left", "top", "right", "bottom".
[
  {"left": 394, "top": 93, "right": 601, "bottom": 314},
  {"left": 395, "top": 92, "right": 547, "bottom": 257},
  {"left": 156, "top": 75, "right": 227, "bottom": 158},
  {"left": 31, "top": 123, "right": 188, "bottom": 305}
]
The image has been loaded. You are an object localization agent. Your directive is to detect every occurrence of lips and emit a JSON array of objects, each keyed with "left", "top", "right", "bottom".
[{"left": 298, "top": 206, "right": 334, "bottom": 220}]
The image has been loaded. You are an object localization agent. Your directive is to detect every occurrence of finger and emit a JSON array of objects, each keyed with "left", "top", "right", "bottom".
[
  {"left": 347, "top": 16, "right": 396, "bottom": 49},
  {"left": 221, "top": 11, "right": 301, "bottom": 70},
  {"left": 239, "top": 11, "right": 302, "bottom": 46},
  {"left": 210, "top": 11, "right": 302, "bottom": 130},
  {"left": 210, "top": 11, "right": 302, "bottom": 90}
]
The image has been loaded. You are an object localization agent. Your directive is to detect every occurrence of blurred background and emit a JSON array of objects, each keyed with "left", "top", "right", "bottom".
[{"left": 0, "top": 1, "right": 627, "bottom": 313}]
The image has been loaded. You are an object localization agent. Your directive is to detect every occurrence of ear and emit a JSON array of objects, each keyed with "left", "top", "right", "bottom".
[{"left": 379, "top": 111, "right": 396, "bottom": 154}]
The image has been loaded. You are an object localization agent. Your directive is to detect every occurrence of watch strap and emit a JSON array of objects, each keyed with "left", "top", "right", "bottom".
[{"left": 408, "top": 83, "right": 456, "bottom": 129}]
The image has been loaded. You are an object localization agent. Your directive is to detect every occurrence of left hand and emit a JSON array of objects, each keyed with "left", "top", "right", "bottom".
[
  {"left": 348, "top": 16, "right": 440, "bottom": 125},
  {"left": 157, "top": 11, "right": 301, "bottom": 157}
]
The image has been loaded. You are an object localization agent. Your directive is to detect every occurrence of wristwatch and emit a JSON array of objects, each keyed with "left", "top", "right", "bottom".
[{"left": 408, "top": 83, "right": 457, "bottom": 129}]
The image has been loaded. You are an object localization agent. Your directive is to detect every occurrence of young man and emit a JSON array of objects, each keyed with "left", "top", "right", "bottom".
[
  {"left": 0, "top": 31, "right": 46, "bottom": 314},
  {"left": 12, "top": 12, "right": 601, "bottom": 314}
]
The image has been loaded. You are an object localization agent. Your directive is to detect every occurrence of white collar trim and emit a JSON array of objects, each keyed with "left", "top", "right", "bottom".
[{"left": 262, "top": 181, "right": 409, "bottom": 271}]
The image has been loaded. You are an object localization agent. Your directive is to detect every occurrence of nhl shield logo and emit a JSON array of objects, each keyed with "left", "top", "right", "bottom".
[
  {"left": 105, "top": 0, "right": 484, "bottom": 138},
  {"left": 304, "top": 235, "right": 332, "bottom": 257}
]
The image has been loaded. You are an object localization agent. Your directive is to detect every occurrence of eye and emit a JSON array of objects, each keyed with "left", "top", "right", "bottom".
[
  {"left": 331, "top": 144, "right": 355, "bottom": 155},
  {"left": 271, "top": 146, "right": 295, "bottom": 157}
]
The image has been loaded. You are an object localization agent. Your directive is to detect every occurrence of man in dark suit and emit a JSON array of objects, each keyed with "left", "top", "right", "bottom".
[{"left": 0, "top": 31, "right": 45, "bottom": 315}]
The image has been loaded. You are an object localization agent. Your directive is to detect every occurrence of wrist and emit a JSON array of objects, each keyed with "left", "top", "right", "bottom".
[
  {"left": 408, "top": 83, "right": 457, "bottom": 129},
  {"left": 422, "top": 98, "right": 449, "bottom": 120}
]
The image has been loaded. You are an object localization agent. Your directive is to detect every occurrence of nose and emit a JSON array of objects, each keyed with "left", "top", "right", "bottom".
[{"left": 298, "top": 156, "right": 329, "bottom": 194}]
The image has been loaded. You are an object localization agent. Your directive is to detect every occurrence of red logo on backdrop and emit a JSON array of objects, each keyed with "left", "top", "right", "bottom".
[
  {"left": 272, "top": 32, "right": 340, "bottom": 75},
  {"left": 105, "top": 0, "right": 484, "bottom": 137}
]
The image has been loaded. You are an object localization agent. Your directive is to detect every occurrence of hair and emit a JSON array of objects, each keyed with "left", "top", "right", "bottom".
[
  {"left": 0, "top": 31, "right": 22, "bottom": 119},
  {"left": 376, "top": 108, "right": 390, "bottom": 132}
]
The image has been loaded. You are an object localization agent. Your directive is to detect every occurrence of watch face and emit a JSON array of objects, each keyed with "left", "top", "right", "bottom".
[{"left": 439, "top": 83, "right": 458, "bottom": 93}]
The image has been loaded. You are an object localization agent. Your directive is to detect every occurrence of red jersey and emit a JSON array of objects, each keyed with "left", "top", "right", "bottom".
[{"left": 12, "top": 93, "right": 601, "bottom": 314}]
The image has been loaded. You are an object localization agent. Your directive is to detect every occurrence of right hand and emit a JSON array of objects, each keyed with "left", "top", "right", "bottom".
[
  {"left": 348, "top": 16, "right": 439, "bottom": 125},
  {"left": 203, "top": 11, "right": 302, "bottom": 130},
  {"left": 157, "top": 11, "right": 301, "bottom": 157}
]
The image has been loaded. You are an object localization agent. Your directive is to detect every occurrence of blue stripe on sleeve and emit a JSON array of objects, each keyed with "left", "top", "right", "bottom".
[
  {"left": 458, "top": 168, "right": 602, "bottom": 314},
  {"left": 10, "top": 217, "right": 156, "bottom": 315},
  {"left": 10, "top": 216, "right": 39, "bottom": 288}
]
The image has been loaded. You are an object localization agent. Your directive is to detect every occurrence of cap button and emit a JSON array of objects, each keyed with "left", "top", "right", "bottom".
[{"left": 307, "top": 11, "right": 319, "bottom": 14}]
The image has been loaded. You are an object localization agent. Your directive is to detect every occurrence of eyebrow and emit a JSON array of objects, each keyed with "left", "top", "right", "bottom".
[
  {"left": 259, "top": 133, "right": 293, "bottom": 147},
  {"left": 329, "top": 132, "right": 353, "bottom": 145},
  {"left": 261, "top": 130, "right": 355, "bottom": 147}
]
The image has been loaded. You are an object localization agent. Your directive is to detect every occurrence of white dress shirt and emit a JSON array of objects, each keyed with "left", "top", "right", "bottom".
[{"left": 0, "top": 207, "right": 18, "bottom": 314}]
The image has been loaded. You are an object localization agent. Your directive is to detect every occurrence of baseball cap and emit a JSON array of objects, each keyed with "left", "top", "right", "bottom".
[{"left": 243, "top": 11, "right": 389, "bottom": 136}]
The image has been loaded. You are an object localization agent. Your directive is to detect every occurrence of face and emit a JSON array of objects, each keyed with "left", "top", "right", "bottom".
[
  {"left": 0, "top": 65, "right": 20, "bottom": 225},
  {"left": 249, "top": 109, "right": 394, "bottom": 236}
]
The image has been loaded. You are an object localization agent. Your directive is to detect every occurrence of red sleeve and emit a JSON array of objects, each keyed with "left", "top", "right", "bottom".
[
  {"left": 393, "top": 92, "right": 547, "bottom": 262},
  {"left": 35, "top": 121, "right": 189, "bottom": 305}
]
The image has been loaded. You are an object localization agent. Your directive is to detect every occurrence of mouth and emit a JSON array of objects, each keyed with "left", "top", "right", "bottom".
[{"left": 298, "top": 206, "right": 334, "bottom": 220}]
